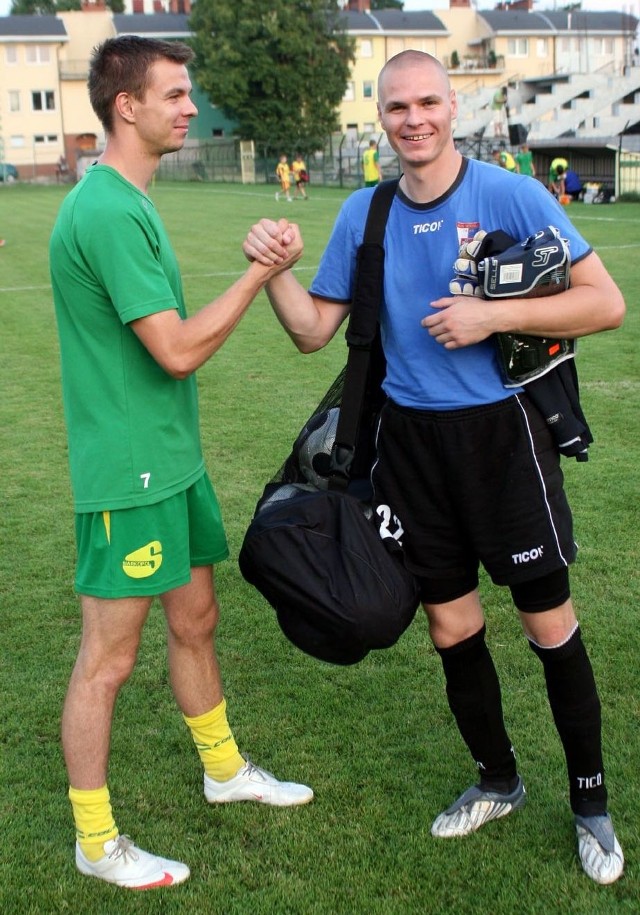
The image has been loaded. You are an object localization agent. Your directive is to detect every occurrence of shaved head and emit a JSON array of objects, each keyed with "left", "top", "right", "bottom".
[
  {"left": 378, "top": 51, "right": 450, "bottom": 105},
  {"left": 375, "top": 49, "right": 459, "bottom": 188}
]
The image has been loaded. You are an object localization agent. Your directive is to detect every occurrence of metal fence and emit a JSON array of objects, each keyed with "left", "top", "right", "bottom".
[
  {"left": 156, "top": 135, "right": 402, "bottom": 189},
  {"left": 88, "top": 133, "right": 640, "bottom": 198},
  {"left": 619, "top": 154, "right": 640, "bottom": 196}
]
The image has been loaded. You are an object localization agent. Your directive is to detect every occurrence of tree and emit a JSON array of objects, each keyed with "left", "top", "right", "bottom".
[
  {"left": 11, "top": 0, "right": 56, "bottom": 13},
  {"left": 189, "top": 0, "right": 355, "bottom": 156}
]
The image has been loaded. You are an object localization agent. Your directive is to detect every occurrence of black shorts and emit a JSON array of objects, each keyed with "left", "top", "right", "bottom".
[{"left": 371, "top": 394, "right": 576, "bottom": 598}]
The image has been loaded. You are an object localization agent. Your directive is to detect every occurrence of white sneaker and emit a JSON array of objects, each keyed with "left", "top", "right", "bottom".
[
  {"left": 75, "top": 835, "right": 190, "bottom": 889},
  {"left": 431, "top": 777, "right": 526, "bottom": 838},
  {"left": 275, "top": 191, "right": 280, "bottom": 201},
  {"left": 575, "top": 814, "right": 624, "bottom": 885},
  {"left": 204, "top": 758, "right": 313, "bottom": 807}
]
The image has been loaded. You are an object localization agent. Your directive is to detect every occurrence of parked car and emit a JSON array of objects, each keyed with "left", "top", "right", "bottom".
[{"left": 0, "top": 163, "right": 18, "bottom": 182}]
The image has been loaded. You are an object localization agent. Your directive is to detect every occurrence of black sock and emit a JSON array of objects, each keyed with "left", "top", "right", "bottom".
[
  {"left": 528, "top": 627, "right": 607, "bottom": 816},
  {"left": 436, "top": 626, "right": 517, "bottom": 789}
]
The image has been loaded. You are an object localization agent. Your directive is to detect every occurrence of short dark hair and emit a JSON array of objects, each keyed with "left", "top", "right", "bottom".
[{"left": 88, "top": 36, "right": 194, "bottom": 133}]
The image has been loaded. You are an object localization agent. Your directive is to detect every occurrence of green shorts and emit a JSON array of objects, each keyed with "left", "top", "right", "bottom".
[{"left": 74, "top": 473, "right": 229, "bottom": 598}]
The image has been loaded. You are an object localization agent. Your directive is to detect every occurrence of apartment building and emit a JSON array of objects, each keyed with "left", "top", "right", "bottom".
[
  {"left": 0, "top": 5, "right": 230, "bottom": 179},
  {"left": 339, "top": 3, "right": 637, "bottom": 140},
  {"left": 0, "top": 2, "right": 637, "bottom": 181},
  {"left": 0, "top": 14, "right": 67, "bottom": 180}
]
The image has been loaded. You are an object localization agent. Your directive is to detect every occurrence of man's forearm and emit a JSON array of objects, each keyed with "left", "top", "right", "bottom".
[{"left": 266, "top": 272, "right": 349, "bottom": 354}]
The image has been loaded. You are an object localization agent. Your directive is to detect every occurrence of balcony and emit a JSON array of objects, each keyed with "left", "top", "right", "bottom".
[
  {"left": 59, "top": 60, "right": 90, "bottom": 81},
  {"left": 446, "top": 53, "right": 506, "bottom": 74}
]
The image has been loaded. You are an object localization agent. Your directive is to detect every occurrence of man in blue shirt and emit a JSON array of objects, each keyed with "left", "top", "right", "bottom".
[{"left": 243, "top": 50, "right": 626, "bottom": 886}]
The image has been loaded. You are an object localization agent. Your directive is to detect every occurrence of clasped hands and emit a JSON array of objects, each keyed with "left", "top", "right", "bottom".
[
  {"left": 242, "top": 220, "right": 499, "bottom": 347},
  {"left": 243, "top": 217, "right": 303, "bottom": 272}
]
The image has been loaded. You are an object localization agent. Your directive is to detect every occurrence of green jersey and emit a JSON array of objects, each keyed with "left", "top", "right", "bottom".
[
  {"left": 515, "top": 149, "right": 534, "bottom": 177},
  {"left": 50, "top": 165, "right": 204, "bottom": 512}
]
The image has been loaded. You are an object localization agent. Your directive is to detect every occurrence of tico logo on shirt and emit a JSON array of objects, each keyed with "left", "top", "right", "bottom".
[{"left": 122, "top": 541, "right": 163, "bottom": 578}]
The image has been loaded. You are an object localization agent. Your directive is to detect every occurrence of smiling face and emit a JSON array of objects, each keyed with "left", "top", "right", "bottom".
[
  {"left": 128, "top": 58, "right": 198, "bottom": 157},
  {"left": 377, "top": 51, "right": 457, "bottom": 172}
]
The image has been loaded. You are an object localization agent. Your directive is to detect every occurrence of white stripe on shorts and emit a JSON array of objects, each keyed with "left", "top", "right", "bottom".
[{"left": 514, "top": 393, "right": 570, "bottom": 568}]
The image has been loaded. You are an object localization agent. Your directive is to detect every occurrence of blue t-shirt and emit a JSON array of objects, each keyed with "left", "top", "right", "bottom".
[{"left": 310, "top": 157, "right": 591, "bottom": 410}]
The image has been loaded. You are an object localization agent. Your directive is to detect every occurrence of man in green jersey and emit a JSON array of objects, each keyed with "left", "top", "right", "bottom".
[
  {"left": 515, "top": 142, "right": 535, "bottom": 178},
  {"left": 49, "top": 36, "right": 313, "bottom": 891}
]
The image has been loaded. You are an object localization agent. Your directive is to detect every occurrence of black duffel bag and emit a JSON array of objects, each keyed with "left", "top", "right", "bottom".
[
  {"left": 239, "top": 482, "right": 420, "bottom": 666},
  {"left": 238, "top": 180, "right": 419, "bottom": 665}
]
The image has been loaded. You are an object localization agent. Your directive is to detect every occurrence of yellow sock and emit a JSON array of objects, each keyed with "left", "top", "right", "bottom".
[
  {"left": 68, "top": 784, "right": 118, "bottom": 862},
  {"left": 183, "top": 698, "right": 244, "bottom": 782}
]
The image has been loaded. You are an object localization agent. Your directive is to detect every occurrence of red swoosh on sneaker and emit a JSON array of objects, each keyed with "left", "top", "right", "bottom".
[{"left": 134, "top": 873, "right": 175, "bottom": 890}]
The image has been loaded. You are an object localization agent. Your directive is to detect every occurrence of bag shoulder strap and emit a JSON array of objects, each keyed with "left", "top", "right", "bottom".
[
  {"left": 329, "top": 178, "right": 399, "bottom": 488},
  {"left": 345, "top": 178, "right": 399, "bottom": 348}
]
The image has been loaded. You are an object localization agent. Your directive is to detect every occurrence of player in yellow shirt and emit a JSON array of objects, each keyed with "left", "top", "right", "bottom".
[
  {"left": 275, "top": 154, "right": 292, "bottom": 202},
  {"left": 291, "top": 152, "right": 309, "bottom": 200},
  {"left": 492, "top": 147, "right": 517, "bottom": 172},
  {"left": 362, "top": 139, "right": 382, "bottom": 187},
  {"left": 548, "top": 157, "right": 569, "bottom": 198}
]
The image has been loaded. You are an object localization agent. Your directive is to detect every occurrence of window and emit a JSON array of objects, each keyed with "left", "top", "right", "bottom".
[
  {"left": 362, "top": 122, "right": 375, "bottom": 134},
  {"left": 9, "top": 91, "right": 20, "bottom": 113},
  {"left": 34, "top": 134, "right": 58, "bottom": 145},
  {"left": 32, "top": 90, "right": 55, "bottom": 112},
  {"left": 343, "top": 81, "right": 355, "bottom": 102},
  {"left": 536, "top": 39, "right": 548, "bottom": 58},
  {"left": 10, "top": 135, "right": 25, "bottom": 149},
  {"left": 363, "top": 80, "right": 374, "bottom": 100},
  {"left": 507, "top": 38, "right": 529, "bottom": 57},
  {"left": 25, "top": 45, "right": 51, "bottom": 64},
  {"left": 594, "top": 38, "right": 614, "bottom": 55},
  {"left": 5, "top": 46, "right": 18, "bottom": 65},
  {"left": 360, "top": 39, "right": 373, "bottom": 58}
]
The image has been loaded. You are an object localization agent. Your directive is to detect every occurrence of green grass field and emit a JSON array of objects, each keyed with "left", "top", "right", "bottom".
[{"left": 1, "top": 182, "right": 638, "bottom": 914}]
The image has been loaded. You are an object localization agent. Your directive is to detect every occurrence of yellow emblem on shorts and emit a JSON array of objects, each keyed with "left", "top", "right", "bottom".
[{"left": 122, "top": 540, "right": 163, "bottom": 579}]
